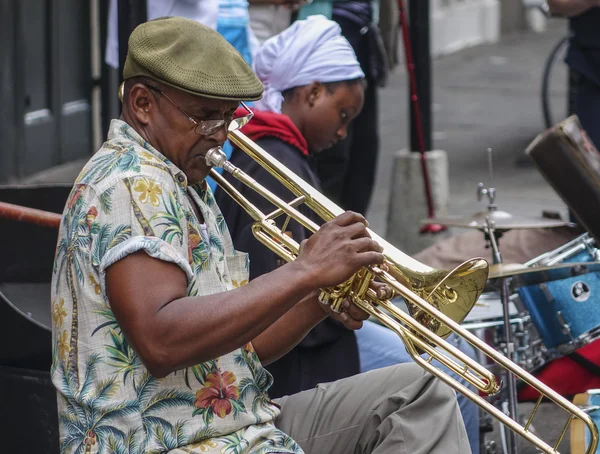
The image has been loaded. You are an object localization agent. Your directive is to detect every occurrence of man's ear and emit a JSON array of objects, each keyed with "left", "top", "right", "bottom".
[
  {"left": 307, "top": 81, "right": 324, "bottom": 107},
  {"left": 128, "top": 84, "right": 153, "bottom": 124}
]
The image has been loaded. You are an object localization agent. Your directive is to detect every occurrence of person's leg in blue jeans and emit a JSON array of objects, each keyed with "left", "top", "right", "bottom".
[{"left": 356, "top": 320, "right": 480, "bottom": 454}]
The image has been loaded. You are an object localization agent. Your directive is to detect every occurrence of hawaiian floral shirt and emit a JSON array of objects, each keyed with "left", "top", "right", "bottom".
[{"left": 51, "top": 119, "right": 302, "bottom": 454}]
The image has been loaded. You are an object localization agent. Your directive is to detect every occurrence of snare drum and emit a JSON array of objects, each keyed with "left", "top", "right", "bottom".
[
  {"left": 462, "top": 293, "right": 546, "bottom": 372},
  {"left": 518, "top": 234, "right": 600, "bottom": 355}
]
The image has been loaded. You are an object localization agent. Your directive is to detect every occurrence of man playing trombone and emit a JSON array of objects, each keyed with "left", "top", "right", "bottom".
[{"left": 50, "top": 16, "right": 469, "bottom": 453}]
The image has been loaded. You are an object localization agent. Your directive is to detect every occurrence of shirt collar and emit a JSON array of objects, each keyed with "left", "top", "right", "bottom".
[{"left": 108, "top": 119, "right": 212, "bottom": 196}]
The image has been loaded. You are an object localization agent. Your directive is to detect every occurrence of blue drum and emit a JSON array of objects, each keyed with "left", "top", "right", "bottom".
[{"left": 517, "top": 234, "right": 600, "bottom": 354}]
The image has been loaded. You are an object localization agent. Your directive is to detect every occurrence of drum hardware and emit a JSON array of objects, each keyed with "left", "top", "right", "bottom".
[
  {"left": 525, "top": 233, "right": 597, "bottom": 267},
  {"left": 483, "top": 213, "right": 520, "bottom": 454},
  {"left": 477, "top": 182, "right": 496, "bottom": 210},
  {"left": 423, "top": 148, "right": 570, "bottom": 232},
  {"left": 484, "top": 439, "right": 498, "bottom": 454},
  {"left": 488, "top": 261, "right": 600, "bottom": 289},
  {"left": 475, "top": 147, "right": 520, "bottom": 454},
  {"left": 556, "top": 311, "right": 573, "bottom": 338},
  {"left": 421, "top": 149, "right": 569, "bottom": 232},
  {"left": 586, "top": 245, "right": 600, "bottom": 262},
  {"left": 463, "top": 314, "right": 529, "bottom": 333},
  {"left": 421, "top": 210, "right": 569, "bottom": 231},
  {"left": 465, "top": 312, "right": 547, "bottom": 374},
  {"left": 555, "top": 326, "right": 600, "bottom": 357},
  {"left": 581, "top": 406, "right": 600, "bottom": 414},
  {"left": 540, "top": 284, "right": 575, "bottom": 342}
]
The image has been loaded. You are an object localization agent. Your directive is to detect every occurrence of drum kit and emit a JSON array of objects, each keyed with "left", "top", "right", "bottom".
[{"left": 419, "top": 147, "right": 600, "bottom": 454}]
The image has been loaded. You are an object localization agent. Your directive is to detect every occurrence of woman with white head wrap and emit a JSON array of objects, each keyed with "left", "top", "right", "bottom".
[
  {"left": 253, "top": 14, "right": 365, "bottom": 114},
  {"left": 229, "top": 14, "right": 366, "bottom": 154}
]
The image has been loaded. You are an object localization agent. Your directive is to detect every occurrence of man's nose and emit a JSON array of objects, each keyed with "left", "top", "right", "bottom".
[{"left": 211, "top": 123, "right": 229, "bottom": 145}]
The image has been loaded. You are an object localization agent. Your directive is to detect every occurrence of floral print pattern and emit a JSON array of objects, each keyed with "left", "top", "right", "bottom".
[
  {"left": 133, "top": 178, "right": 163, "bottom": 206},
  {"left": 51, "top": 120, "right": 300, "bottom": 454},
  {"left": 194, "top": 370, "right": 243, "bottom": 419},
  {"left": 52, "top": 299, "right": 67, "bottom": 327}
]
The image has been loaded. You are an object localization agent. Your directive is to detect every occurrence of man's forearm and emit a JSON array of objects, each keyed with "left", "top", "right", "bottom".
[
  {"left": 252, "top": 292, "right": 327, "bottom": 365},
  {"left": 152, "top": 262, "right": 318, "bottom": 373},
  {"left": 108, "top": 254, "right": 320, "bottom": 378},
  {"left": 548, "top": 0, "right": 599, "bottom": 16}
]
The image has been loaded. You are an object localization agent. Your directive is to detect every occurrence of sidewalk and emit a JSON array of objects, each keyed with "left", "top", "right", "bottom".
[{"left": 371, "top": 18, "right": 569, "bottom": 239}]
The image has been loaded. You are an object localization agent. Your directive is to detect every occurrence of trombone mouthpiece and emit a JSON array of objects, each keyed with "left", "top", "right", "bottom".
[
  {"left": 205, "top": 147, "right": 237, "bottom": 174},
  {"left": 205, "top": 147, "right": 228, "bottom": 168}
]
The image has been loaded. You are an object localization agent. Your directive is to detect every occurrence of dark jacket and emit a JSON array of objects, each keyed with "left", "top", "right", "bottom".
[
  {"left": 214, "top": 110, "right": 360, "bottom": 398},
  {"left": 566, "top": 7, "right": 600, "bottom": 86}
]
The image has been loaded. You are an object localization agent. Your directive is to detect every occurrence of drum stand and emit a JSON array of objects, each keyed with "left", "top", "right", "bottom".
[{"left": 484, "top": 217, "right": 520, "bottom": 454}]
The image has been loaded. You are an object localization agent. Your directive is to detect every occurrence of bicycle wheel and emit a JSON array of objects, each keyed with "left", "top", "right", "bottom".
[{"left": 541, "top": 35, "right": 570, "bottom": 129}]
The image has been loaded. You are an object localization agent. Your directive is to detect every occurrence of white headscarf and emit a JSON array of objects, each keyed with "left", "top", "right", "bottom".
[{"left": 253, "top": 15, "right": 365, "bottom": 114}]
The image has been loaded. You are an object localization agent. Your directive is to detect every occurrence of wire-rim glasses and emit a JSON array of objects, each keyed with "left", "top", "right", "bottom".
[{"left": 144, "top": 85, "right": 253, "bottom": 136}]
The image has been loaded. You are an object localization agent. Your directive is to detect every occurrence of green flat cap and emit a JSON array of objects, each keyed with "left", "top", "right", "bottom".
[{"left": 123, "top": 16, "right": 263, "bottom": 101}]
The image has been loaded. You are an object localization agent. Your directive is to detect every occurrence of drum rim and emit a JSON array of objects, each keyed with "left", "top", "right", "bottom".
[
  {"left": 555, "top": 326, "right": 600, "bottom": 356},
  {"left": 462, "top": 314, "right": 531, "bottom": 331}
]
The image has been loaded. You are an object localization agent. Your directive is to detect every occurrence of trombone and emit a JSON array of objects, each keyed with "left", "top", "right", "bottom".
[{"left": 207, "top": 127, "right": 599, "bottom": 454}]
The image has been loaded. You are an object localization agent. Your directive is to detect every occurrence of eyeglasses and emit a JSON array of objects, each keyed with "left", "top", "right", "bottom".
[{"left": 145, "top": 84, "right": 254, "bottom": 136}]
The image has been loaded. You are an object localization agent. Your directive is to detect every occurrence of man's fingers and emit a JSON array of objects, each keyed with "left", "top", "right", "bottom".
[
  {"left": 343, "top": 318, "right": 364, "bottom": 330},
  {"left": 352, "top": 237, "right": 384, "bottom": 254},
  {"left": 370, "top": 281, "right": 394, "bottom": 299},
  {"left": 342, "top": 221, "right": 371, "bottom": 239},
  {"left": 348, "top": 305, "right": 370, "bottom": 321},
  {"left": 332, "top": 211, "right": 368, "bottom": 228},
  {"left": 354, "top": 251, "right": 385, "bottom": 268},
  {"left": 341, "top": 299, "right": 370, "bottom": 321},
  {"left": 338, "top": 309, "right": 364, "bottom": 330}
]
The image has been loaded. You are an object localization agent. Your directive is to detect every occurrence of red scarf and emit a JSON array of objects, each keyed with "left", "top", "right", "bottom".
[{"left": 235, "top": 107, "right": 309, "bottom": 156}]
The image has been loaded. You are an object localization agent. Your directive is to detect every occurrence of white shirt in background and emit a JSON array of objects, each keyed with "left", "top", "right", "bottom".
[{"left": 105, "top": 0, "right": 220, "bottom": 69}]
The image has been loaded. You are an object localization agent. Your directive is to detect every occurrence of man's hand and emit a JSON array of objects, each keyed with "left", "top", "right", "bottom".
[
  {"left": 316, "top": 281, "right": 394, "bottom": 330},
  {"left": 296, "top": 211, "right": 385, "bottom": 289}
]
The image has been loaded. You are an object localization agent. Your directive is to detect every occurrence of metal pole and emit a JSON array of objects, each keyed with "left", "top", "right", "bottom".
[
  {"left": 408, "top": 0, "right": 432, "bottom": 152},
  {"left": 0, "top": 201, "right": 61, "bottom": 229},
  {"left": 487, "top": 220, "right": 519, "bottom": 454},
  {"left": 398, "top": 0, "right": 442, "bottom": 227}
]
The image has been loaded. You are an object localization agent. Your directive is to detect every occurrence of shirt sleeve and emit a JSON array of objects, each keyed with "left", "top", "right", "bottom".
[{"left": 89, "top": 175, "right": 194, "bottom": 296}]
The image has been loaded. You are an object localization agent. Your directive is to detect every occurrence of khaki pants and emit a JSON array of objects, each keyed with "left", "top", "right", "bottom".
[{"left": 274, "top": 364, "right": 470, "bottom": 454}]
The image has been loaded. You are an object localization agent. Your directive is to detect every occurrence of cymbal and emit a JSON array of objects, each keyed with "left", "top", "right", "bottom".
[
  {"left": 422, "top": 210, "right": 569, "bottom": 230},
  {"left": 488, "top": 262, "right": 600, "bottom": 287}
]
